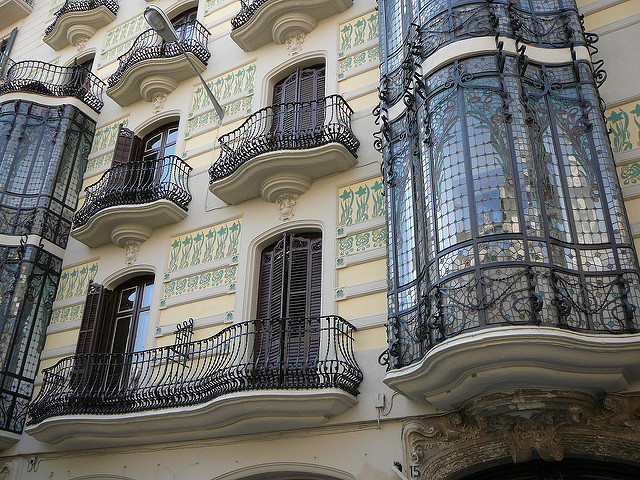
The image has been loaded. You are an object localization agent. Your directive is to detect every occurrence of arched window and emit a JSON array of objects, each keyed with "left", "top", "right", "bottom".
[
  {"left": 254, "top": 231, "right": 322, "bottom": 386},
  {"left": 272, "top": 64, "right": 326, "bottom": 133}
]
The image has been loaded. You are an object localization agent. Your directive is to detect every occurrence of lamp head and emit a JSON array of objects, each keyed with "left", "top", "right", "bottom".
[{"left": 144, "top": 5, "right": 179, "bottom": 43}]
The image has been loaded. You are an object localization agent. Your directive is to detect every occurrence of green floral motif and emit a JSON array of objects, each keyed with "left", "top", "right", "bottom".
[
  {"left": 49, "top": 0, "right": 65, "bottom": 16},
  {"left": 163, "top": 266, "right": 238, "bottom": 299},
  {"left": 187, "top": 97, "right": 253, "bottom": 135},
  {"left": 338, "top": 227, "right": 387, "bottom": 256},
  {"left": 206, "top": 0, "right": 228, "bottom": 13},
  {"left": 338, "top": 177, "right": 385, "bottom": 226},
  {"left": 103, "top": 15, "right": 146, "bottom": 49},
  {"left": 86, "top": 152, "right": 114, "bottom": 173},
  {"left": 607, "top": 109, "right": 633, "bottom": 152},
  {"left": 339, "top": 11, "right": 379, "bottom": 52},
  {"left": 90, "top": 118, "right": 128, "bottom": 154},
  {"left": 620, "top": 162, "right": 640, "bottom": 185},
  {"left": 190, "top": 64, "right": 256, "bottom": 112},
  {"left": 338, "top": 46, "right": 379, "bottom": 78},
  {"left": 167, "top": 219, "right": 242, "bottom": 272},
  {"left": 55, "top": 261, "right": 99, "bottom": 301},
  {"left": 101, "top": 38, "right": 136, "bottom": 66},
  {"left": 50, "top": 303, "right": 85, "bottom": 325}
]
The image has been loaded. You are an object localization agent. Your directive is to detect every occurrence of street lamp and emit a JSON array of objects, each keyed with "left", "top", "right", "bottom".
[{"left": 144, "top": 5, "right": 225, "bottom": 123}]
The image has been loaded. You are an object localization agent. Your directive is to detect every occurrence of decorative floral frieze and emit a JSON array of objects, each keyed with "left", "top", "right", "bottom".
[
  {"left": 606, "top": 102, "right": 640, "bottom": 153},
  {"left": 338, "top": 46, "right": 379, "bottom": 78},
  {"left": 338, "top": 177, "right": 385, "bottom": 226},
  {"left": 620, "top": 162, "right": 640, "bottom": 185},
  {"left": 90, "top": 117, "right": 129, "bottom": 155},
  {"left": 55, "top": 261, "right": 99, "bottom": 301},
  {"left": 339, "top": 11, "right": 379, "bottom": 52},
  {"left": 86, "top": 152, "right": 114, "bottom": 173},
  {"left": 49, "top": 0, "right": 65, "bottom": 16},
  {"left": 338, "top": 227, "right": 387, "bottom": 256},
  {"left": 103, "top": 14, "right": 146, "bottom": 50},
  {"left": 206, "top": 0, "right": 232, "bottom": 14},
  {"left": 100, "top": 38, "right": 136, "bottom": 66},
  {"left": 163, "top": 266, "right": 237, "bottom": 299},
  {"left": 50, "top": 303, "right": 85, "bottom": 325},
  {"left": 167, "top": 219, "right": 242, "bottom": 272},
  {"left": 187, "top": 96, "right": 253, "bottom": 135},
  {"left": 190, "top": 63, "right": 256, "bottom": 113}
]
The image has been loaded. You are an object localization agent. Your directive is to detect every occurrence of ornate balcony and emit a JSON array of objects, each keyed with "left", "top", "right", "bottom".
[
  {"left": 106, "top": 20, "right": 210, "bottom": 107},
  {"left": 0, "top": 0, "right": 33, "bottom": 31},
  {"left": 209, "top": 95, "right": 359, "bottom": 204},
  {"left": 0, "top": 60, "right": 105, "bottom": 112},
  {"left": 71, "top": 155, "right": 192, "bottom": 248},
  {"left": 43, "top": 0, "right": 119, "bottom": 51},
  {"left": 230, "top": 0, "right": 352, "bottom": 51},
  {"left": 26, "top": 316, "right": 362, "bottom": 447}
]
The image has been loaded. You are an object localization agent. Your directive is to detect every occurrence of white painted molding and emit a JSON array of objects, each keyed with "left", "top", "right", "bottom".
[
  {"left": 336, "top": 247, "right": 386, "bottom": 269},
  {"left": 336, "top": 216, "right": 385, "bottom": 238},
  {"left": 47, "top": 318, "right": 83, "bottom": 335},
  {"left": 336, "top": 278, "right": 387, "bottom": 301},
  {"left": 621, "top": 182, "right": 640, "bottom": 200},
  {"left": 593, "top": 11, "right": 640, "bottom": 36},
  {"left": 40, "top": 344, "right": 76, "bottom": 361},
  {"left": 163, "top": 256, "right": 238, "bottom": 283},
  {"left": 154, "top": 311, "right": 233, "bottom": 337},
  {"left": 614, "top": 148, "right": 640, "bottom": 166}
]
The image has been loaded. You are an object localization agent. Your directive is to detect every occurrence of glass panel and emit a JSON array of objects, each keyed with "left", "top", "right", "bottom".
[
  {"left": 164, "top": 144, "right": 176, "bottom": 157},
  {"left": 144, "top": 133, "right": 162, "bottom": 152},
  {"left": 111, "top": 315, "right": 132, "bottom": 354},
  {"left": 142, "top": 283, "right": 153, "bottom": 307},
  {"left": 167, "top": 128, "right": 178, "bottom": 145},
  {"left": 118, "top": 287, "right": 136, "bottom": 312},
  {"left": 133, "top": 311, "right": 149, "bottom": 352}
]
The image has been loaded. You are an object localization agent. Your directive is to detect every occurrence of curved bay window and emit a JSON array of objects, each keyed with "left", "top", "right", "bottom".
[{"left": 383, "top": 53, "right": 640, "bottom": 369}]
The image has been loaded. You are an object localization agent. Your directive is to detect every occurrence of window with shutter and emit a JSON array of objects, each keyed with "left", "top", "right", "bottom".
[
  {"left": 255, "top": 231, "right": 322, "bottom": 387},
  {"left": 74, "top": 276, "right": 154, "bottom": 390},
  {"left": 271, "top": 64, "right": 325, "bottom": 134}
]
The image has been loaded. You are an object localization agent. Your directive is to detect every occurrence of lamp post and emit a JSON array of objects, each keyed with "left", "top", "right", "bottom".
[{"left": 144, "top": 5, "right": 225, "bottom": 123}]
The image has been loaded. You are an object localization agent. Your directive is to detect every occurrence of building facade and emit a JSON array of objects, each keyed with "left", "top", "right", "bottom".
[{"left": 0, "top": 0, "right": 638, "bottom": 478}]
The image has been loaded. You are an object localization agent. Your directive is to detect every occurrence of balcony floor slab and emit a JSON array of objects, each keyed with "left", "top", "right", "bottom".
[
  {"left": 25, "top": 388, "right": 357, "bottom": 448},
  {"left": 43, "top": 5, "right": 116, "bottom": 50},
  {"left": 71, "top": 198, "right": 188, "bottom": 248},
  {"left": 383, "top": 326, "right": 640, "bottom": 411},
  {"left": 210, "top": 143, "right": 357, "bottom": 204}
]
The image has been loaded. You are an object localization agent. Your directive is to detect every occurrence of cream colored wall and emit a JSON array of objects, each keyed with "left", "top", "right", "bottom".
[{"left": 3, "top": 0, "right": 420, "bottom": 464}]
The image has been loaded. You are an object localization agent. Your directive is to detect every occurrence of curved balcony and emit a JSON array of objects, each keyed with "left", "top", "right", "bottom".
[
  {"left": 106, "top": 20, "right": 210, "bottom": 107},
  {"left": 0, "top": 60, "right": 105, "bottom": 112},
  {"left": 71, "top": 155, "right": 192, "bottom": 248},
  {"left": 209, "top": 95, "right": 359, "bottom": 204},
  {"left": 382, "top": 266, "right": 640, "bottom": 410},
  {"left": 26, "top": 316, "right": 362, "bottom": 447},
  {"left": 230, "top": 0, "right": 352, "bottom": 51},
  {"left": 44, "top": 0, "right": 119, "bottom": 51},
  {"left": 0, "top": 0, "right": 33, "bottom": 31}
]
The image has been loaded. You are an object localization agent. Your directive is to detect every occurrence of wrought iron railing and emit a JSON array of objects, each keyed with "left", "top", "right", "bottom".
[
  {"left": 45, "top": 0, "right": 119, "bottom": 37},
  {"left": 0, "top": 60, "right": 105, "bottom": 112},
  {"left": 72, "top": 155, "right": 192, "bottom": 228},
  {"left": 209, "top": 95, "right": 359, "bottom": 182},
  {"left": 0, "top": 54, "right": 15, "bottom": 83},
  {"left": 231, "top": 0, "right": 270, "bottom": 29},
  {"left": 108, "top": 19, "right": 210, "bottom": 88},
  {"left": 28, "top": 316, "right": 362, "bottom": 423}
]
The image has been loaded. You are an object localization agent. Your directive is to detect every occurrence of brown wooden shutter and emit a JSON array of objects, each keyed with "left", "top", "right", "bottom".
[
  {"left": 112, "top": 125, "right": 141, "bottom": 166},
  {"left": 75, "top": 281, "right": 115, "bottom": 356}
]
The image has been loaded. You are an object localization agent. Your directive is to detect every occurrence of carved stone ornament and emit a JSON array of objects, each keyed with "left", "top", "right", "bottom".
[
  {"left": 125, "top": 241, "right": 141, "bottom": 265},
  {"left": 286, "top": 32, "right": 306, "bottom": 56},
  {"left": 75, "top": 38, "right": 88, "bottom": 52},
  {"left": 152, "top": 92, "right": 168, "bottom": 114},
  {"left": 402, "top": 390, "right": 640, "bottom": 480},
  {"left": 0, "top": 459, "right": 27, "bottom": 480},
  {"left": 276, "top": 194, "right": 298, "bottom": 221}
]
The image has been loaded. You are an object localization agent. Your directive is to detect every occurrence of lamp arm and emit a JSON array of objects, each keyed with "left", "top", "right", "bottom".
[{"left": 175, "top": 42, "right": 225, "bottom": 124}]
